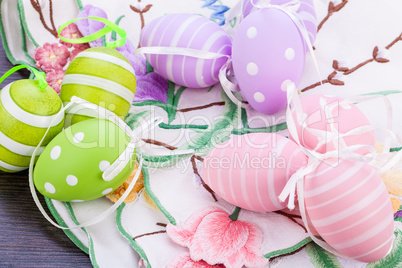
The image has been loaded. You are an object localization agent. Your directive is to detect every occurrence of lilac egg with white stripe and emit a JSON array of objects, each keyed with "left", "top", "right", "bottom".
[
  {"left": 232, "top": 8, "right": 306, "bottom": 114},
  {"left": 140, "top": 14, "right": 232, "bottom": 88},
  {"left": 304, "top": 159, "right": 394, "bottom": 262},
  {"left": 242, "top": 0, "right": 317, "bottom": 49},
  {"left": 201, "top": 133, "right": 308, "bottom": 212}
]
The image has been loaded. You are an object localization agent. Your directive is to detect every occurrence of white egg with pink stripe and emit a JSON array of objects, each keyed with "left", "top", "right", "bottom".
[
  {"left": 140, "top": 13, "right": 232, "bottom": 88},
  {"left": 304, "top": 158, "right": 394, "bottom": 263},
  {"left": 201, "top": 133, "right": 308, "bottom": 212}
]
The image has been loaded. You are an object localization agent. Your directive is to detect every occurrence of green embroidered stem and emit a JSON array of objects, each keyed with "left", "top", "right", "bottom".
[
  {"left": 391, "top": 147, "right": 402, "bottom": 152},
  {"left": 58, "top": 17, "right": 127, "bottom": 49},
  {"left": 0, "top": 65, "right": 48, "bottom": 90},
  {"left": 112, "top": 15, "right": 126, "bottom": 41},
  {"left": 229, "top": 207, "right": 241, "bottom": 221}
]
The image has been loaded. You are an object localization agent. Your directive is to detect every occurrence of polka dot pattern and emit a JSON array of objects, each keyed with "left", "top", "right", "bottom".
[
  {"left": 50, "top": 146, "right": 61, "bottom": 160},
  {"left": 247, "top": 27, "right": 257, "bottom": 39},
  {"left": 73, "top": 132, "right": 85, "bottom": 143},
  {"left": 281, "top": 80, "right": 293, "bottom": 91},
  {"left": 45, "top": 182, "right": 56, "bottom": 194},
  {"left": 102, "top": 188, "right": 113, "bottom": 195},
  {"left": 246, "top": 62, "right": 258, "bottom": 76},
  {"left": 285, "top": 48, "right": 295, "bottom": 60},
  {"left": 66, "top": 175, "right": 78, "bottom": 186},
  {"left": 99, "top": 160, "right": 111, "bottom": 172},
  {"left": 253, "top": 92, "right": 265, "bottom": 103}
]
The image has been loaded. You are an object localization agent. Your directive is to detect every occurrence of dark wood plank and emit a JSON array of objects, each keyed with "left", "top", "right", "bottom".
[{"left": 0, "top": 37, "right": 92, "bottom": 267}]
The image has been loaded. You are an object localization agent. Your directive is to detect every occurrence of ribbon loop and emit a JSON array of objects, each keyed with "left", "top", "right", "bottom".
[
  {"left": 58, "top": 17, "right": 127, "bottom": 49},
  {"left": 0, "top": 65, "right": 48, "bottom": 90}
]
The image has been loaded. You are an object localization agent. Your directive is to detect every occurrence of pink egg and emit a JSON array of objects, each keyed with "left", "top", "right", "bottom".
[
  {"left": 304, "top": 158, "right": 394, "bottom": 262},
  {"left": 242, "top": 0, "right": 318, "bottom": 49},
  {"left": 232, "top": 8, "right": 306, "bottom": 114},
  {"left": 289, "top": 94, "right": 376, "bottom": 154},
  {"left": 140, "top": 14, "right": 232, "bottom": 88},
  {"left": 201, "top": 133, "right": 308, "bottom": 212}
]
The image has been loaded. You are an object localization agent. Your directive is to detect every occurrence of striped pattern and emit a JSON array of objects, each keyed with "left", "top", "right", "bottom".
[
  {"left": 304, "top": 159, "right": 394, "bottom": 262},
  {"left": 242, "top": 0, "right": 317, "bottom": 47},
  {"left": 0, "top": 80, "right": 64, "bottom": 173},
  {"left": 201, "top": 133, "right": 308, "bottom": 212},
  {"left": 140, "top": 14, "right": 232, "bottom": 88},
  {"left": 60, "top": 47, "right": 136, "bottom": 124}
]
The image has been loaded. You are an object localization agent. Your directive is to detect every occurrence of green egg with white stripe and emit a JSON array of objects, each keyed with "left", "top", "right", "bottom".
[
  {"left": 60, "top": 47, "right": 136, "bottom": 126},
  {"left": 0, "top": 79, "right": 64, "bottom": 173}
]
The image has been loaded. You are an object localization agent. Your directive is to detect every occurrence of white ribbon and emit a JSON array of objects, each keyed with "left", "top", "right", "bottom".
[
  {"left": 29, "top": 97, "right": 194, "bottom": 229},
  {"left": 278, "top": 82, "right": 402, "bottom": 260}
]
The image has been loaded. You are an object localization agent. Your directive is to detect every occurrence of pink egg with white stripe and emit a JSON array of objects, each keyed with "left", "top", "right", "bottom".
[
  {"left": 201, "top": 133, "right": 308, "bottom": 212},
  {"left": 140, "top": 14, "right": 232, "bottom": 88},
  {"left": 242, "top": 0, "right": 318, "bottom": 49},
  {"left": 304, "top": 159, "right": 394, "bottom": 262},
  {"left": 232, "top": 8, "right": 306, "bottom": 114},
  {"left": 289, "top": 94, "right": 375, "bottom": 154}
]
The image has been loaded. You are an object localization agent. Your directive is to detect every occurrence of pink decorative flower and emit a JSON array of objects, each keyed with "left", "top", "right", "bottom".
[
  {"left": 166, "top": 207, "right": 268, "bottom": 268},
  {"left": 34, "top": 43, "right": 70, "bottom": 72},
  {"left": 59, "top": 23, "right": 85, "bottom": 48},
  {"left": 168, "top": 253, "right": 225, "bottom": 268},
  {"left": 70, "top": 43, "right": 90, "bottom": 61},
  {"left": 45, "top": 69, "right": 65, "bottom": 93}
]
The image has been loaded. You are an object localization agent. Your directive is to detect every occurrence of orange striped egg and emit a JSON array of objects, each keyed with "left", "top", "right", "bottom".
[
  {"left": 140, "top": 13, "right": 232, "bottom": 88},
  {"left": 201, "top": 133, "right": 307, "bottom": 212},
  {"left": 304, "top": 158, "right": 394, "bottom": 262}
]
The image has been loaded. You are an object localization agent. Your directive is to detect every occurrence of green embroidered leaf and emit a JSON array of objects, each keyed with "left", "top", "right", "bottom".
[
  {"left": 112, "top": 15, "right": 125, "bottom": 41},
  {"left": 159, "top": 122, "right": 208, "bottom": 130},
  {"left": 142, "top": 166, "right": 176, "bottom": 225},
  {"left": 229, "top": 17, "right": 237, "bottom": 28},
  {"left": 166, "top": 82, "right": 187, "bottom": 123},
  {"left": 306, "top": 242, "right": 342, "bottom": 268},
  {"left": 367, "top": 230, "right": 402, "bottom": 268},
  {"left": 180, "top": 89, "right": 241, "bottom": 155},
  {"left": 363, "top": 90, "right": 402, "bottom": 96},
  {"left": 132, "top": 100, "right": 167, "bottom": 111},
  {"left": 146, "top": 60, "right": 154, "bottom": 74},
  {"left": 125, "top": 110, "right": 151, "bottom": 130},
  {"left": 232, "top": 122, "right": 288, "bottom": 135}
]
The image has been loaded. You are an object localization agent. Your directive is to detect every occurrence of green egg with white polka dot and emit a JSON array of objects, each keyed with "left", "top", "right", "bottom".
[
  {"left": 33, "top": 118, "right": 136, "bottom": 201},
  {"left": 0, "top": 79, "right": 64, "bottom": 173},
  {"left": 60, "top": 47, "right": 136, "bottom": 126}
]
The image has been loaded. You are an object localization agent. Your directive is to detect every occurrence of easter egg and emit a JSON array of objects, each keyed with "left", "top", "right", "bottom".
[
  {"left": 232, "top": 8, "right": 306, "bottom": 114},
  {"left": 304, "top": 158, "right": 394, "bottom": 262},
  {"left": 60, "top": 47, "right": 136, "bottom": 125},
  {"left": 201, "top": 133, "right": 308, "bottom": 212},
  {"left": 242, "top": 0, "right": 317, "bottom": 49},
  {"left": 140, "top": 13, "right": 232, "bottom": 88},
  {"left": 0, "top": 79, "right": 64, "bottom": 173},
  {"left": 33, "top": 118, "right": 136, "bottom": 201},
  {"left": 289, "top": 94, "right": 375, "bottom": 154}
]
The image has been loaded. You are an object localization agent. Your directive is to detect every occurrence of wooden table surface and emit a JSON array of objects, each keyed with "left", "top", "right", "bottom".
[{"left": 0, "top": 37, "right": 92, "bottom": 267}]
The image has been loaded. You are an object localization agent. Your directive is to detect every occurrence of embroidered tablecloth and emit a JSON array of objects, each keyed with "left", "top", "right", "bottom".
[{"left": 2, "top": 0, "right": 402, "bottom": 267}]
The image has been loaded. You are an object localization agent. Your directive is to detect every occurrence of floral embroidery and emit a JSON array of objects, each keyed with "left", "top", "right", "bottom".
[
  {"left": 34, "top": 43, "right": 70, "bottom": 72},
  {"left": 376, "top": 142, "right": 402, "bottom": 214},
  {"left": 130, "top": 0, "right": 153, "bottom": 30},
  {"left": 59, "top": 23, "right": 85, "bottom": 48},
  {"left": 133, "top": 54, "right": 168, "bottom": 103},
  {"left": 166, "top": 207, "right": 268, "bottom": 268},
  {"left": 76, "top": 5, "right": 109, "bottom": 47},
  {"left": 76, "top": 5, "right": 168, "bottom": 103},
  {"left": 70, "top": 43, "right": 90, "bottom": 61},
  {"left": 168, "top": 253, "right": 225, "bottom": 268},
  {"left": 45, "top": 69, "right": 65, "bottom": 93},
  {"left": 380, "top": 172, "right": 402, "bottom": 213}
]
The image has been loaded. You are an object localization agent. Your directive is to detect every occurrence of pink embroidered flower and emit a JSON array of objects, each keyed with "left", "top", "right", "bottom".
[
  {"left": 166, "top": 207, "right": 268, "bottom": 268},
  {"left": 59, "top": 23, "right": 85, "bottom": 48},
  {"left": 168, "top": 253, "right": 225, "bottom": 268},
  {"left": 70, "top": 43, "right": 90, "bottom": 61},
  {"left": 34, "top": 43, "right": 70, "bottom": 72},
  {"left": 45, "top": 69, "right": 65, "bottom": 93}
]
